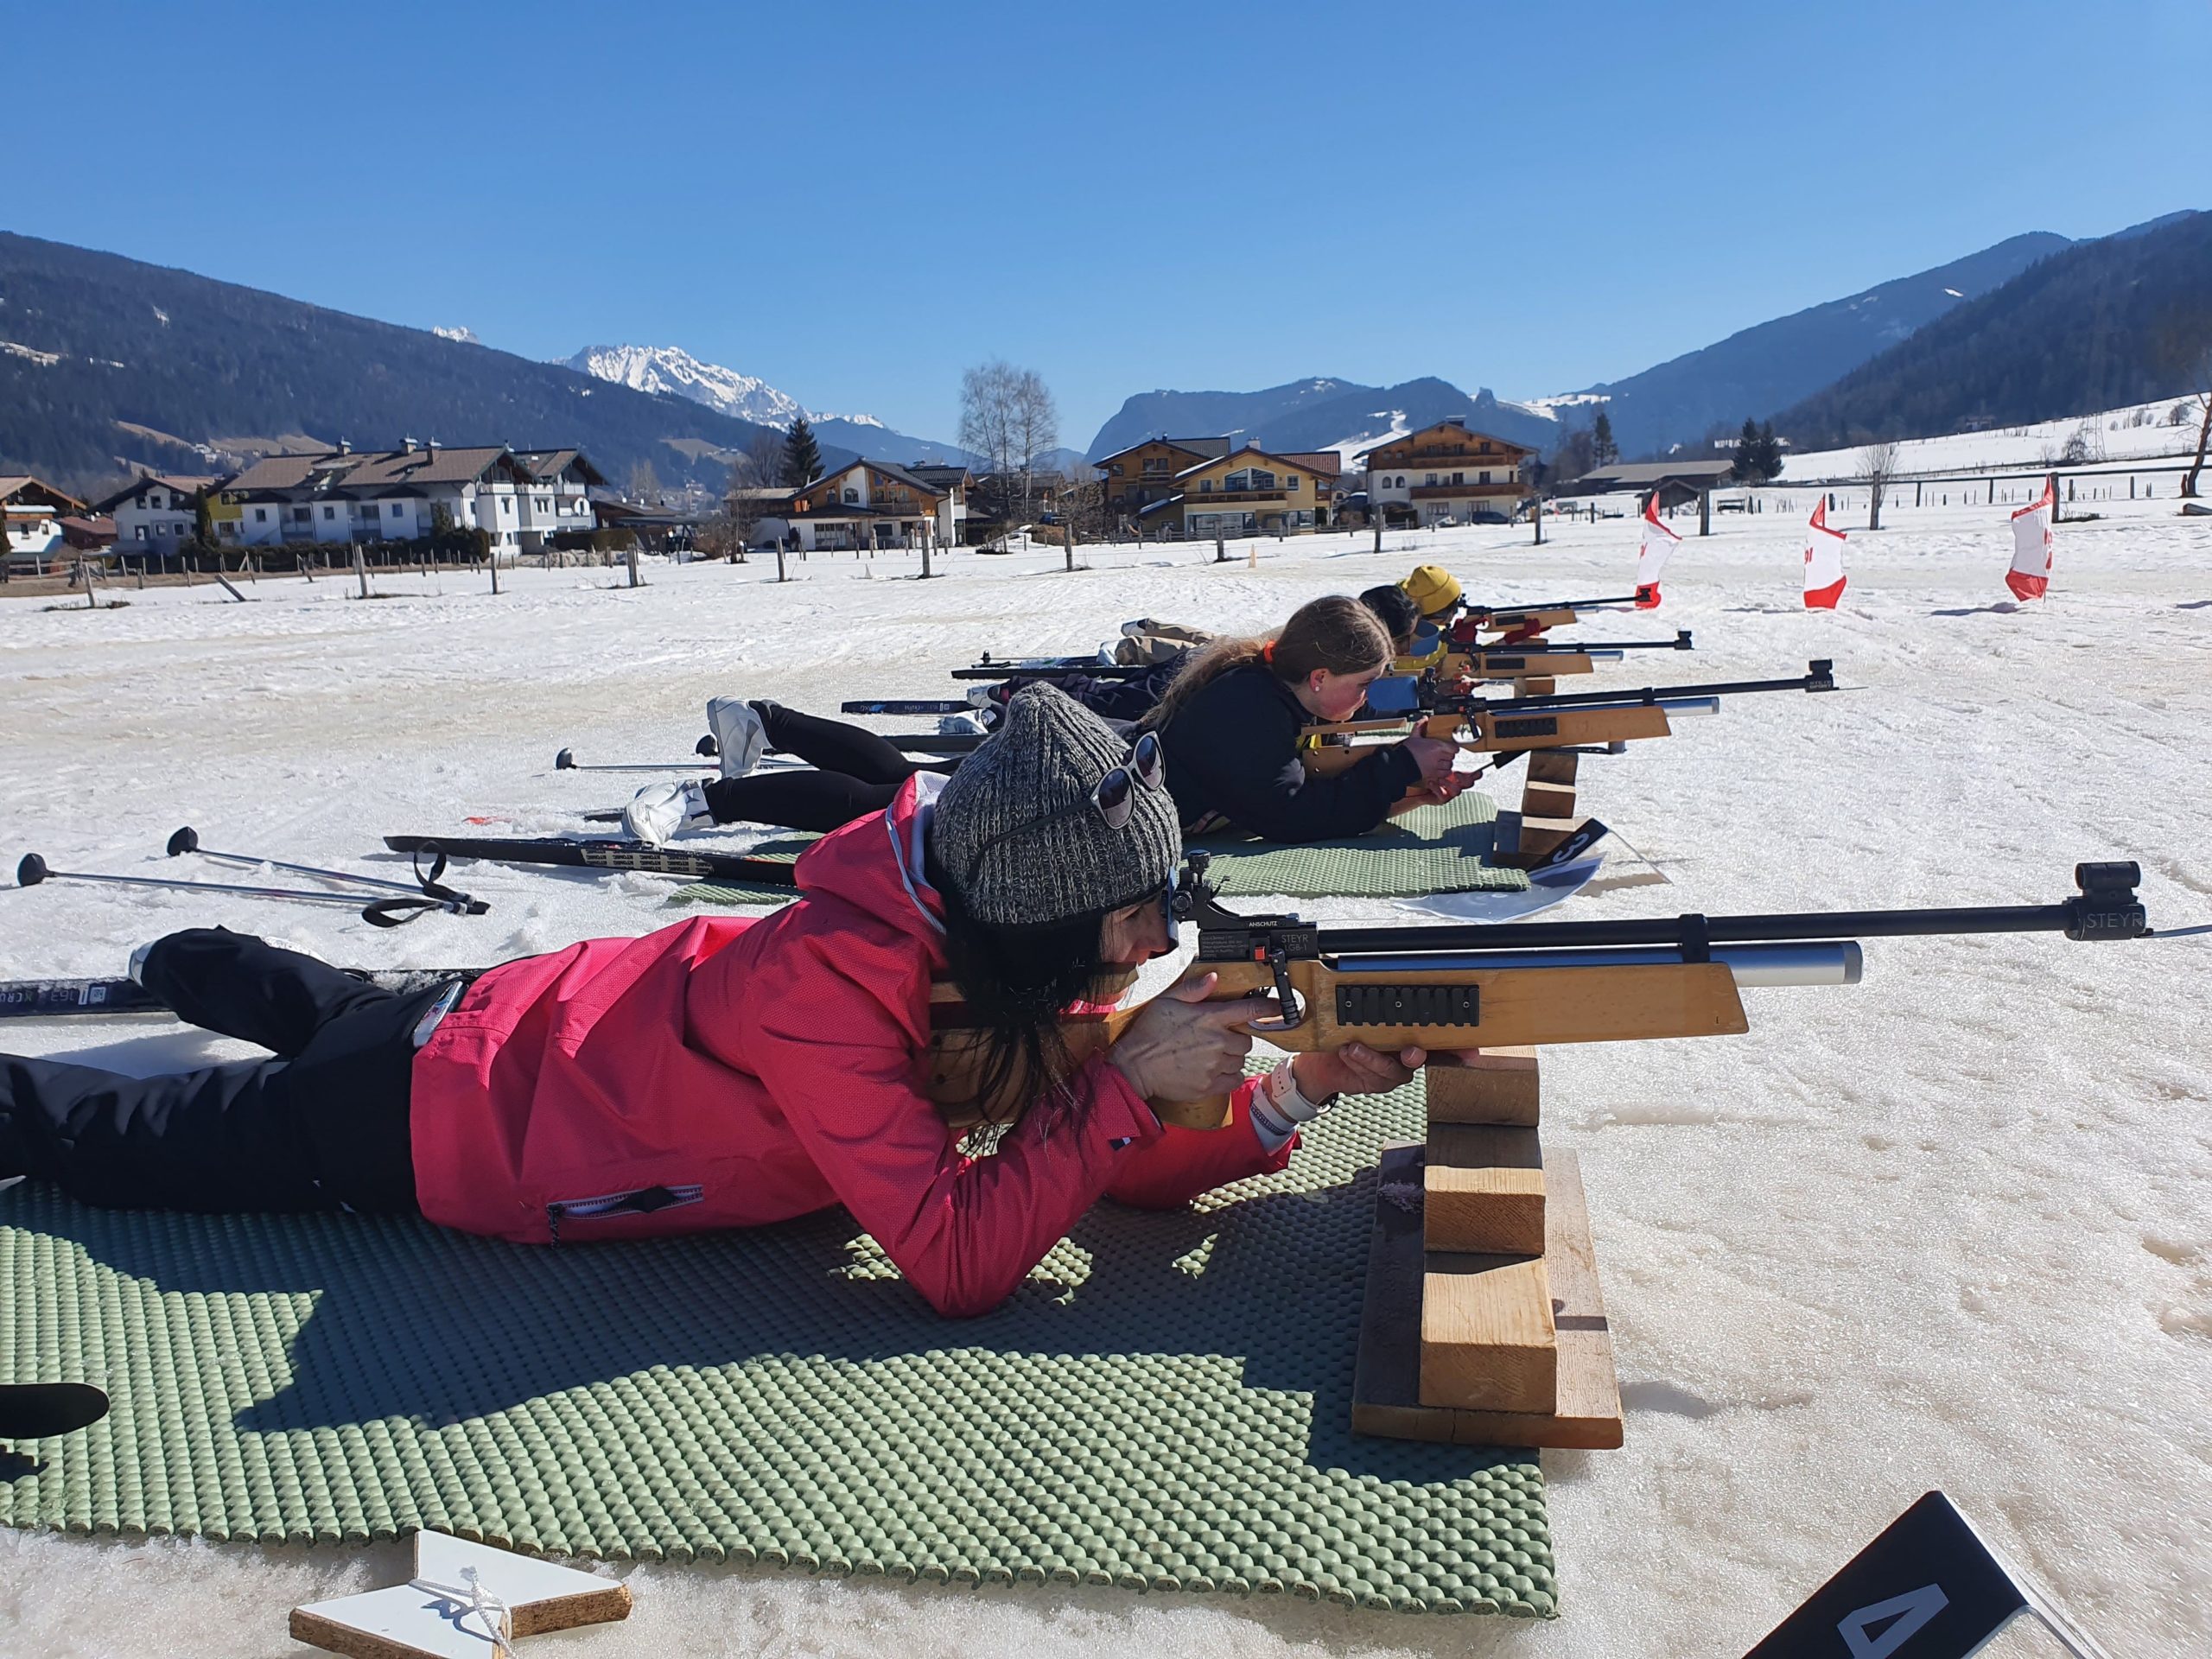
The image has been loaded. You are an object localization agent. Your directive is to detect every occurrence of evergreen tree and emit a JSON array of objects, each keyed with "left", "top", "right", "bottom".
[
  {"left": 782, "top": 416, "right": 823, "bottom": 486},
  {"left": 1756, "top": 420, "right": 1783, "bottom": 480},
  {"left": 1592, "top": 408, "right": 1618, "bottom": 467},
  {"left": 1731, "top": 416, "right": 1762, "bottom": 481}
]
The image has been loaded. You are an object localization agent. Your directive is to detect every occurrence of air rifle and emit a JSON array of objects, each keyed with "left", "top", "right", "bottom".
[
  {"left": 1439, "top": 629, "right": 1694, "bottom": 684},
  {"left": 948, "top": 658, "right": 1158, "bottom": 683},
  {"left": 926, "top": 850, "right": 2152, "bottom": 1129},
  {"left": 1305, "top": 660, "right": 1834, "bottom": 774},
  {"left": 1444, "top": 588, "right": 1659, "bottom": 641}
]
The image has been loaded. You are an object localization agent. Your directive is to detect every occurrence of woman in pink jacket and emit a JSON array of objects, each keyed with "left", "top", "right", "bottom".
[{"left": 0, "top": 686, "right": 1431, "bottom": 1317}]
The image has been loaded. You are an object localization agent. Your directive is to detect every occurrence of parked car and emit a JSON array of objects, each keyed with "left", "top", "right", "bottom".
[{"left": 1470, "top": 509, "right": 1510, "bottom": 525}]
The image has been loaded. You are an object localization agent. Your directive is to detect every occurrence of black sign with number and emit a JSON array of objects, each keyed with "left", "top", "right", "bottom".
[{"left": 1743, "top": 1491, "right": 2028, "bottom": 1659}]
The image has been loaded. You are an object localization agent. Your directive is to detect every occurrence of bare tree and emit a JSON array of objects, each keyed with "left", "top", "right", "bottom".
[
  {"left": 2175, "top": 344, "right": 2212, "bottom": 499},
  {"left": 958, "top": 361, "right": 1018, "bottom": 543},
  {"left": 625, "top": 459, "right": 662, "bottom": 505},
  {"left": 1013, "top": 369, "right": 1058, "bottom": 527},
  {"left": 959, "top": 359, "right": 1058, "bottom": 543},
  {"left": 694, "top": 512, "right": 747, "bottom": 563},
  {"left": 2184, "top": 390, "right": 2212, "bottom": 499},
  {"left": 1855, "top": 441, "right": 1901, "bottom": 531},
  {"left": 717, "top": 431, "right": 789, "bottom": 556}
]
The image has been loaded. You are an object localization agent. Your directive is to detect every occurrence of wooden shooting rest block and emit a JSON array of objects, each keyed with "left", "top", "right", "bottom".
[
  {"left": 1351, "top": 1048, "right": 1626, "bottom": 1449},
  {"left": 1496, "top": 745, "right": 1590, "bottom": 868}
]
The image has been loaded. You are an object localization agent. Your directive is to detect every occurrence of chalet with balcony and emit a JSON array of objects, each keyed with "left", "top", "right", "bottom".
[
  {"left": 1094, "top": 436, "right": 1231, "bottom": 522},
  {"left": 1358, "top": 420, "right": 1531, "bottom": 526},
  {"left": 1174, "top": 446, "right": 1326, "bottom": 539},
  {"left": 208, "top": 442, "right": 602, "bottom": 552},
  {"left": 786, "top": 459, "right": 950, "bottom": 552},
  {"left": 1, "top": 476, "right": 89, "bottom": 568}
]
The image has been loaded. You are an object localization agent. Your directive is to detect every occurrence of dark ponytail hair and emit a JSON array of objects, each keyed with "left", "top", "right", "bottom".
[
  {"left": 1357, "top": 584, "right": 1421, "bottom": 654},
  {"left": 1141, "top": 594, "right": 1393, "bottom": 732},
  {"left": 925, "top": 842, "right": 1122, "bottom": 1129}
]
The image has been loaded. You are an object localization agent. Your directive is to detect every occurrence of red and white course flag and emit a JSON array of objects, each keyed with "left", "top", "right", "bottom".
[
  {"left": 1803, "top": 499, "right": 1847, "bottom": 609},
  {"left": 2005, "top": 474, "right": 2056, "bottom": 601},
  {"left": 1635, "top": 492, "right": 1680, "bottom": 608}
]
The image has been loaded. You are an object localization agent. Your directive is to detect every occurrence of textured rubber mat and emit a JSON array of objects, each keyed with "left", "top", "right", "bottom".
[
  {"left": 671, "top": 790, "right": 1525, "bottom": 908},
  {"left": 1196, "top": 788, "right": 1523, "bottom": 899},
  {"left": 0, "top": 1074, "right": 1552, "bottom": 1616}
]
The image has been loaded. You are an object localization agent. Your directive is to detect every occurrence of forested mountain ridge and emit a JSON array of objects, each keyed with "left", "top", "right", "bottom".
[
  {"left": 1774, "top": 211, "right": 2212, "bottom": 448},
  {"left": 1578, "top": 232, "right": 2074, "bottom": 459},
  {"left": 0, "top": 232, "right": 791, "bottom": 496}
]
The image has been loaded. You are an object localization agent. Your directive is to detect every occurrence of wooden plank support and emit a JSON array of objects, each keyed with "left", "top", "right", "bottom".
[
  {"left": 1525, "top": 748, "right": 1580, "bottom": 787},
  {"left": 1520, "top": 779, "right": 1578, "bottom": 823},
  {"left": 1425, "top": 1123, "right": 1545, "bottom": 1255},
  {"left": 1421, "top": 1250, "right": 1556, "bottom": 1413},
  {"left": 1423, "top": 1049, "right": 1540, "bottom": 1126},
  {"left": 1351, "top": 1145, "right": 1624, "bottom": 1450}
]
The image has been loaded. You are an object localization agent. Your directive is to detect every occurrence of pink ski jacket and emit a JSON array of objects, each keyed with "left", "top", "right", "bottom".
[{"left": 407, "top": 776, "right": 1291, "bottom": 1315}]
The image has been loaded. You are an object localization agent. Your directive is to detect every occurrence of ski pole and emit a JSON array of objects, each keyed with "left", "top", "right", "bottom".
[
  {"left": 554, "top": 734, "right": 717, "bottom": 772},
  {"left": 16, "top": 853, "right": 486, "bottom": 928},
  {"left": 20, "top": 855, "right": 399, "bottom": 909},
  {"left": 167, "top": 825, "right": 444, "bottom": 899}
]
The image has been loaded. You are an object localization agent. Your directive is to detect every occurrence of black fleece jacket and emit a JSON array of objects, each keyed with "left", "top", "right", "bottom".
[{"left": 1156, "top": 663, "right": 1421, "bottom": 842}]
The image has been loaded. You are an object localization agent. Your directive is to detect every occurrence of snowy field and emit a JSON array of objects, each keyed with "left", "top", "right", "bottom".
[
  {"left": 1, "top": 503, "right": 2208, "bottom": 1656},
  {"left": 1779, "top": 395, "right": 2208, "bottom": 482}
]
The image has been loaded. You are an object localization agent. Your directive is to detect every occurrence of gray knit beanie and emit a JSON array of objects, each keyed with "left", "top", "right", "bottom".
[{"left": 931, "top": 682, "right": 1181, "bottom": 926}]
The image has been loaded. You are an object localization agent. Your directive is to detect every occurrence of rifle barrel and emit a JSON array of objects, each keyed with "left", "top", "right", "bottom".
[
  {"left": 950, "top": 662, "right": 1155, "bottom": 681},
  {"left": 1478, "top": 660, "right": 1833, "bottom": 712},
  {"left": 1308, "top": 890, "right": 2140, "bottom": 957},
  {"left": 1338, "top": 941, "right": 1863, "bottom": 987},
  {"left": 1469, "top": 593, "right": 1642, "bottom": 620}
]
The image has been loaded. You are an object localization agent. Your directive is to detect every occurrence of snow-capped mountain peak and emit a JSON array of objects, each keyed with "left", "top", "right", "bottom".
[{"left": 561, "top": 344, "right": 873, "bottom": 431}]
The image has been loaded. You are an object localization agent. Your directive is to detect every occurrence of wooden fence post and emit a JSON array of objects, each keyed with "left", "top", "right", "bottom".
[
  {"left": 353, "top": 547, "right": 370, "bottom": 599},
  {"left": 627, "top": 542, "right": 642, "bottom": 588}
]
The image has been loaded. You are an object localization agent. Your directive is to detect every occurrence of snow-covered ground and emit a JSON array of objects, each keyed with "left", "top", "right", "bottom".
[
  {"left": 1780, "top": 395, "right": 2208, "bottom": 482},
  {"left": 1, "top": 505, "right": 2208, "bottom": 1656}
]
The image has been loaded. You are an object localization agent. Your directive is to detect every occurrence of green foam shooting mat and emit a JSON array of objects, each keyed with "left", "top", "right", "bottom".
[
  {"left": 0, "top": 1073, "right": 1554, "bottom": 1616},
  {"left": 1196, "top": 786, "right": 1523, "bottom": 899},
  {"left": 671, "top": 789, "right": 1525, "bottom": 909}
]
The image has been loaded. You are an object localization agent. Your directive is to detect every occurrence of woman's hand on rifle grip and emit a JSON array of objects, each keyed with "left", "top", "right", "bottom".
[
  {"left": 1400, "top": 735, "right": 1459, "bottom": 785},
  {"left": 1109, "top": 973, "right": 1272, "bottom": 1103}
]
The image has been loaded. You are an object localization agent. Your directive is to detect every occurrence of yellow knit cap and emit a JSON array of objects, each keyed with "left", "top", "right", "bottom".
[{"left": 1398, "top": 564, "right": 1463, "bottom": 619}]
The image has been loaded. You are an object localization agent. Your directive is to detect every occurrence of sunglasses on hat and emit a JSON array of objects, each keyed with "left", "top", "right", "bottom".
[{"left": 962, "top": 732, "right": 1167, "bottom": 888}]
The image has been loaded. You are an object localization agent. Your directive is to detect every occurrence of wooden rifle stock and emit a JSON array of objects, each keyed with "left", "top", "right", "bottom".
[
  {"left": 921, "top": 952, "right": 1747, "bottom": 1135},
  {"left": 1300, "top": 703, "right": 1675, "bottom": 778}
]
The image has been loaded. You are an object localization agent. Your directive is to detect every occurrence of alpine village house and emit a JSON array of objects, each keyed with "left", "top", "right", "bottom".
[
  {"left": 1091, "top": 419, "right": 1530, "bottom": 538},
  {"left": 210, "top": 442, "right": 604, "bottom": 552},
  {"left": 778, "top": 459, "right": 965, "bottom": 553},
  {"left": 1091, "top": 437, "right": 1345, "bottom": 538},
  {"left": 1356, "top": 419, "right": 1533, "bottom": 527}
]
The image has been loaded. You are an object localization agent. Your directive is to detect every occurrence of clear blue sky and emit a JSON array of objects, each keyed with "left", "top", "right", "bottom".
[{"left": 10, "top": 1, "right": 2209, "bottom": 448}]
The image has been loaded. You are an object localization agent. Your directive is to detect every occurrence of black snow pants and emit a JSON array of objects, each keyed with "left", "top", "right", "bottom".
[
  {"left": 0, "top": 929, "right": 435, "bottom": 1215},
  {"left": 701, "top": 702, "right": 938, "bottom": 832}
]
